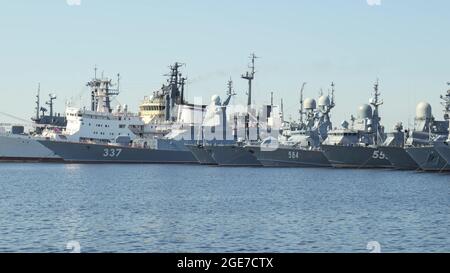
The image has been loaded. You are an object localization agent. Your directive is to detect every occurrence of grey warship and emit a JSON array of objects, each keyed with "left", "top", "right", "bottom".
[
  {"left": 204, "top": 54, "right": 264, "bottom": 167},
  {"left": 405, "top": 85, "right": 450, "bottom": 172},
  {"left": 379, "top": 101, "right": 449, "bottom": 170},
  {"left": 185, "top": 79, "right": 238, "bottom": 165},
  {"left": 321, "top": 81, "right": 394, "bottom": 168},
  {"left": 0, "top": 85, "right": 66, "bottom": 162},
  {"left": 245, "top": 83, "right": 335, "bottom": 168}
]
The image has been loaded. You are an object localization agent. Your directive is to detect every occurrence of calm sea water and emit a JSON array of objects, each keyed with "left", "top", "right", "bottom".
[{"left": 0, "top": 163, "right": 448, "bottom": 253}]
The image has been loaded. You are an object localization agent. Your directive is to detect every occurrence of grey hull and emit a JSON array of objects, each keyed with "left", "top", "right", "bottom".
[
  {"left": 39, "top": 140, "right": 198, "bottom": 164},
  {"left": 434, "top": 144, "right": 450, "bottom": 167},
  {"left": 406, "top": 146, "right": 450, "bottom": 172},
  {"left": 321, "top": 145, "right": 392, "bottom": 169},
  {"left": 0, "top": 135, "right": 63, "bottom": 162},
  {"left": 185, "top": 145, "right": 217, "bottom": 165},
  {"left": 207, "top": 145, "right": 262, "bottom": 167},
  {"left": 245, "top": 146, "right": 331, "bottom": 168},
  {"left": 378, "top": 146, "right": 419, "bottom": 170}
]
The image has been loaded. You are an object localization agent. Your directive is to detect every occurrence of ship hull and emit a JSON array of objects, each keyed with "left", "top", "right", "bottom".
[
  {"left": 207, "top": 145, "right": 262, "bottom": 167},
  {"left": 245, "top": 145, "right": 331, "bottom": 167},
  {"left": 434, "top": 144, "right": 450, "bottom": 167},
  {"left": 185, "top": 145, "right": 217, "bottom": 165},
  {"left": 378, "top": 146, "right": 419, "bottom": 170},
  {"left": 406, "top": 145, "right": 450, "bottom": 172},
  {"left": 38, "top": 140, "right": 198, "bottom": 164},
  {"left": 0, "top": 135, "right": 63, "bottom": 162},
  {"left": 321, "top": 145, "right": 393, "bottom": 169}
]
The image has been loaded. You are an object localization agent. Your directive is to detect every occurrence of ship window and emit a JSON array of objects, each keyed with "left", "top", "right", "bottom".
[
  {"left": 119, "top": 124, "right": 126, "bottom": 128},
  {"left": 211, "top": 126, "right": 216, "bottom": 133}
]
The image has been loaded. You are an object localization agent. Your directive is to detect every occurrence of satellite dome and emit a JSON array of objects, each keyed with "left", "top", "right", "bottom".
[
  {"left": 211, "top": 95, "right": 221, "bottom": 106},
  {"left": 318, "top": 95, "right": 331, "bottom": 107},
  {"left": 415, "top": 102, "right": 432, "bottom": 120},
  {"left": 303, "top": 98, "right": 317, "bottom": 110},
  {"left": 357, "top": 104, "right": 373, "bottom": 119}
]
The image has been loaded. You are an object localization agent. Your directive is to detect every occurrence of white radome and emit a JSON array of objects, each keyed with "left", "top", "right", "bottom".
[
  {"left": 318, "top": 95, "right": 331, "bottom": 107},
  {"left": 303, "top": 98, "right": 317, "bottom": 110},
  {"left": 357, "top": 104, "right": 373, "bottom": 119},
  {"left": 415, "top": 102, "right": 432, "bottom": 120}
]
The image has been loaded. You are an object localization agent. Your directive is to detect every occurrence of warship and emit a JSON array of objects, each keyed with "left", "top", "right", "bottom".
[
  {"left": 405, "top": 85, "right": 450, "bottom": 172},
  {"left": 245, "top": 83, "right": 335, "bottom": 168},
  {"left": 185, "top": 79, "right": 237, "bottom": 165},
  {"left": 321, "top": 81, "right": 395, "bottom": 168},
  {"left": 203, "top": 54, "right": 283, "bottom": 167},
  {"left": 0, "top": 85, "right": 67, "bottom": 162},
  {"left": 379, "top": 101, "right": 449, "bottom": 170},
  {"left": 38, "top": 64, "right": 202, "bottom": 164}
]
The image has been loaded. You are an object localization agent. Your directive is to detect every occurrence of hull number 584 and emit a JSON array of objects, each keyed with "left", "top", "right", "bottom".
[{"left": 288, "top": 151, "right": 299, "bottom": 159}]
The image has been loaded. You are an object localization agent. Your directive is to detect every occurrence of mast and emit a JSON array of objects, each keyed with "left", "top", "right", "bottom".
[
  {"left": 35, "top": 83, "right": 41, "bottom": 120},
  {"left": 330, "top": 82, "right": 336, "bottom": 108},
  {"left": 442, "top": 83, "right": 450, "bottom": 140},
  {"left": 241, "top": 53, "right": 258, "bottom": 141},
  {"left": 164, "top": 62, "right": 185, "bottom": 121},
  {"left": 370, "top": 79, "right": 383, "bottom": 144},
  {"left": 299, "top": 82, "right": 306, "bottom": 124},
  {"left": 46, "top": 94, "right": 57, "bottom": 118},
  {"left": 441, "top": 82, "right": 450, "bottom": 120},
  {"left": 241, "top": 53, "right": 258, "bottom": 107},
  {"left": 180, "top": 76, "right": 186, "bottom": 105},
  {"left": 222, "top": 78, "right": 236, "bottom": 107}
]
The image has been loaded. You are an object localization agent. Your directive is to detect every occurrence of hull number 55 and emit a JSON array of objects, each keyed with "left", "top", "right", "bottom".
[{"left": 372, "top": 150, "right": 388, "bottom": 160}]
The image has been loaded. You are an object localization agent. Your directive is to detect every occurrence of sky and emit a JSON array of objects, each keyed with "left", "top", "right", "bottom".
[{"left": 1, "top": 0, "right": 450, "bottom": 130}]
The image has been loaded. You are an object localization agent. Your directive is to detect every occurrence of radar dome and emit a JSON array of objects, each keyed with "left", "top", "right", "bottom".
[
  {"left": 303, "top": 98, "right": 317, "bottom": 110},
  {"left": 318, "top": 95, "right": 331, "bottom": 107},
  {"left": 415, "top": 102, "right": 432, "bottom": 120},
  {"left": 211, "top": 95, "right": 221, "bottom": 106},
  {"left": 357, "top": 104, "right": 373, "bottom": 119}
]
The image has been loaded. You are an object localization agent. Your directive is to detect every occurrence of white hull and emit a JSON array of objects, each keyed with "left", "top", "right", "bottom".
[{"left": 0, "top": 134, "right": 62, "bottom": 162}]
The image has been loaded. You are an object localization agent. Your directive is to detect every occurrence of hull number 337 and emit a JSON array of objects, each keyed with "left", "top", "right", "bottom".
[{"left": 103, "top": 148, "right": 122, "bottom": 158}]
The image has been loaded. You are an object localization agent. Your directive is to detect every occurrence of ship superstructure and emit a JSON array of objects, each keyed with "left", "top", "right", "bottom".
[{"left": 49, "top": 71, "right": 144, "bottom": 144}]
